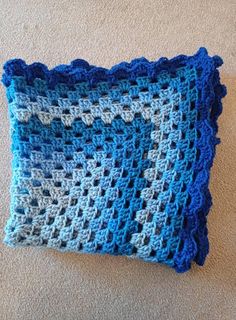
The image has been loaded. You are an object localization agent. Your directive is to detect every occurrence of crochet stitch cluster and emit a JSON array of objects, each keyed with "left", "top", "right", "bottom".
[{"left": 2, "top": 48, "right": 226, "bottom": 272}]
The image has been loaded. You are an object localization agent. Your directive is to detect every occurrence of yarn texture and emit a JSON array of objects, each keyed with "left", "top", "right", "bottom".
[{"left": 2, "top": 47, "right": 226, "bottom": 272}]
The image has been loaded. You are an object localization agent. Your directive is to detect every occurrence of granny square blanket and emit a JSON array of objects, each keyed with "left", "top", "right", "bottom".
[{"left": 2, "top": 48, "right": 226, "bottom": 272}]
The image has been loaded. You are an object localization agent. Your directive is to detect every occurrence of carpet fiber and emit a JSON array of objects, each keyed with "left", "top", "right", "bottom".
[{"left": 0, "top": 1, "right": 235, "bottom": 319}]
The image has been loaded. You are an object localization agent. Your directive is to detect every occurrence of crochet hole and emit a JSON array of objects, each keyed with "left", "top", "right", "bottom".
[
  {"left": 146, "top": 212, "right": 153, "bottom": 222},
  {"left": 197, "top": 67, "right": 203, "bottom": 77},
  {"left": 96, "top": 244, "right": 102, "bottom": 251},
  {"left": 59, "top": 208, "right": 66, "bottom": 215},
  {"left": 155, "top": 227, "right": 161, "bottom": 235},
  {"left": 156, "top": 171, "right": 163, "bottom": 180},
  {"left": 122, "top": 170, "right": 128, "bottom": 178},
  {"left": 32, "top": 179, "right": 41, "bottom": 187},
  {"left": 189, "top": 123, "right": 194, "bottom": 130},
  {"left": 95, "top": 210, "right": 101, "bottom": 218},
  {"left": 186, "top": 162, "right": 192, "bottom": 170},
  {"left": 153, "top": 191, "right": 158, "bottom": 200},
  {"left": 135, "top": 140, "right": 140, "bottom": 148},
  {"left": 161, "top": 83, "right": 168, "bottom": 90},
  {"left": 118, "top": 221, "right": 125, "bottom": 230},
  {"left": 107, "top": 231, "right": 113, "bottom": 242},
  {"left": 83, "top": 220, "right": 89, "bottom": 229},
  {"left": 160, "top": 152, "right": 166, "bottom": 159},
  {"left": 42, "top": 239, "right": 48, "bottom": 245},
  {"left": 128, "top": 180, "right": 134, "bottom": 188},
  {"left": 153, "top": 93, "right": 160, "bottom": 99},
  {"left": 167, "top": 252, "right": 174, "bottom": 260},
  {"left": 33, "top": 227, "right": 41, "bottom": 236},
  {"left": 137, "top": 223, "right": 143, "bottom": 233},
  {"left": 153, "top": 143, "right": 158, "bottom": 150},
  {"left": 47, "top": 217, "right": 54, "bottom": 225},
  {"left": 164, "top": 114, "right": 169, "bottom": 122},
  {"left": 132, "top": 160, "right": 138, "bottom": 168},
  {"left": 190, "top": 101, "right": 195, "bottom": 110},
  {"left": 126, "top": 150, "right": 132, "bottom": 158},
  {"left": 70, "top": 198, "right": 78, "bottom": 206},
  {"left": 52, "top": 200, "right": 58, "bottom": 205},
  {"left": 140, "top": 87, "right": 148, "bottom": 93},
  {"left": 72, "top": 230, "right": 78, "bottom": 240},
  {"left": 181, "top": 183, "right": 187, "bottom": 192},
  {"left": 60, "top": 241, "right": 67, "bottom": 248},
  {"left": 170, "top": 141, "right": 176, "bottom": 149},
  {"left": 89, "top": 231, "right": 96, "bottom": 241},
  {"left": 178, "top": 239, "right": 184, "bottom": 251},
  {"left": 55, "top": 164, "right": 63, "bottom": 170},
  {"left": 135, "top": 190, "right": 141, "bottom": 198},
  {"left": 197, "top": 130, "right": 201, "bottom": 138},
  {"left": 105, "top": 137, "right": 113, "bottom": 143},
  {"left": 142, "top": 201, "right": 147, "bottom": 209},
  {"left": 16, "top": 208, "right": 25, "bottom": 215},
  {"left": 125, "top": 233, "right": 132, "bottom": 242},
  {"left": 150, "top": 250, "right": 156, "bottom": 257},
  {"left": 132, "top": 247, "right": 138, "bottom": 254},
  {"left": 101, "top": 189, "right": 106, "bottom": 196},
  {"left": 142, "top": 152, "right": 148, "bottom": 160},
  {"left": 39, "top": 209, "right": 46, "bottom": 215},
  {"left": 94, "top": 179, "right": 100, "bottom": 187},
  {"left": 42, "top": 190, "right": 50, "bottom": 197},
  {"left": 113, "top": 210, "right": 118, "bottom": 219},
  {"left": 163, "top": 133, "right": 168, "bottom": 140},
  {"left": 107, "top": 200, "right": 113, "bottom": 208},
  {"left": 65, "top": 173, "right": 72, "bottom": 179},
  {"left": 174, "top": 172, "right": 181, "bottom": 181},
  {"left": 190, "top": 80, "right": 195, "bottom": 89},
  {"left": 189, "top": 141, "right": 194, "bottom": 149},
  {"left": 77, "top": 209, "right": 83, "bottom": 217},
  {"left": 173, "top": 104, "right": 179, "bottom": 112},
  {"left": 172, "top": 123, "right": 178, "bottom": 130},
  {"left": 160, "top": 203, "right": 165, "bottom": 212},
  {"left": 54, "top": 181, "right": 61, "bottom": 187},
  {"left": 124, "top": 200, "right": 130, "bottom": 209},
  {"left": 179, "top": 150, "right": 184, "bottom": 160},
  {"left": 186, "top": 195, "right": 192, "bottom": 206},
  {"left": 143, "top": 236, "right": 150, "bottom": 245},
  {"left": 162, "top": 239, "right": 167, "bottom": 248},
  {"left": 163, "top": 182, "right": 169, "bottom": 191},
  {"left": 75, "top": 132, "right": 82, "bottom": 138},
  {"left": 170, "top": 193, "right": 175, "bottom": 203},
  {"left": 168, "top": 165, "right": 176, "bottom": 177},
  {"left": 30, "top": 199, "right": 38, "bottom": 207}
]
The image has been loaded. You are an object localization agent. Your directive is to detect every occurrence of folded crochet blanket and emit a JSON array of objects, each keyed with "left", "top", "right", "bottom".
[{"left": 2, "top": 47, "right": 226, "bottom": 272}]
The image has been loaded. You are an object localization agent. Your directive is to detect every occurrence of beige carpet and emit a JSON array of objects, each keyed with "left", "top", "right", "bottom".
[{"left": 0, "top": 1, "right": 235, "bottom": 319}]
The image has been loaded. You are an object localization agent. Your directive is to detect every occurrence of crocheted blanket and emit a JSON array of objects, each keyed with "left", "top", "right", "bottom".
[{"left": 2, "top": 47, "right": 226, "bottom": 272}]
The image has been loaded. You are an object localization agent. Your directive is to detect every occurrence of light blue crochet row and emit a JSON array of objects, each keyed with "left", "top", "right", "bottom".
[{"left": 2, "top": 48, "right": 226, "bottom": 272}]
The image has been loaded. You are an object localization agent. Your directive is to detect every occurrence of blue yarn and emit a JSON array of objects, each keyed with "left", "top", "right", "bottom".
[{"left": 2, "top": 47, "right": 226, "bottom": 272}]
